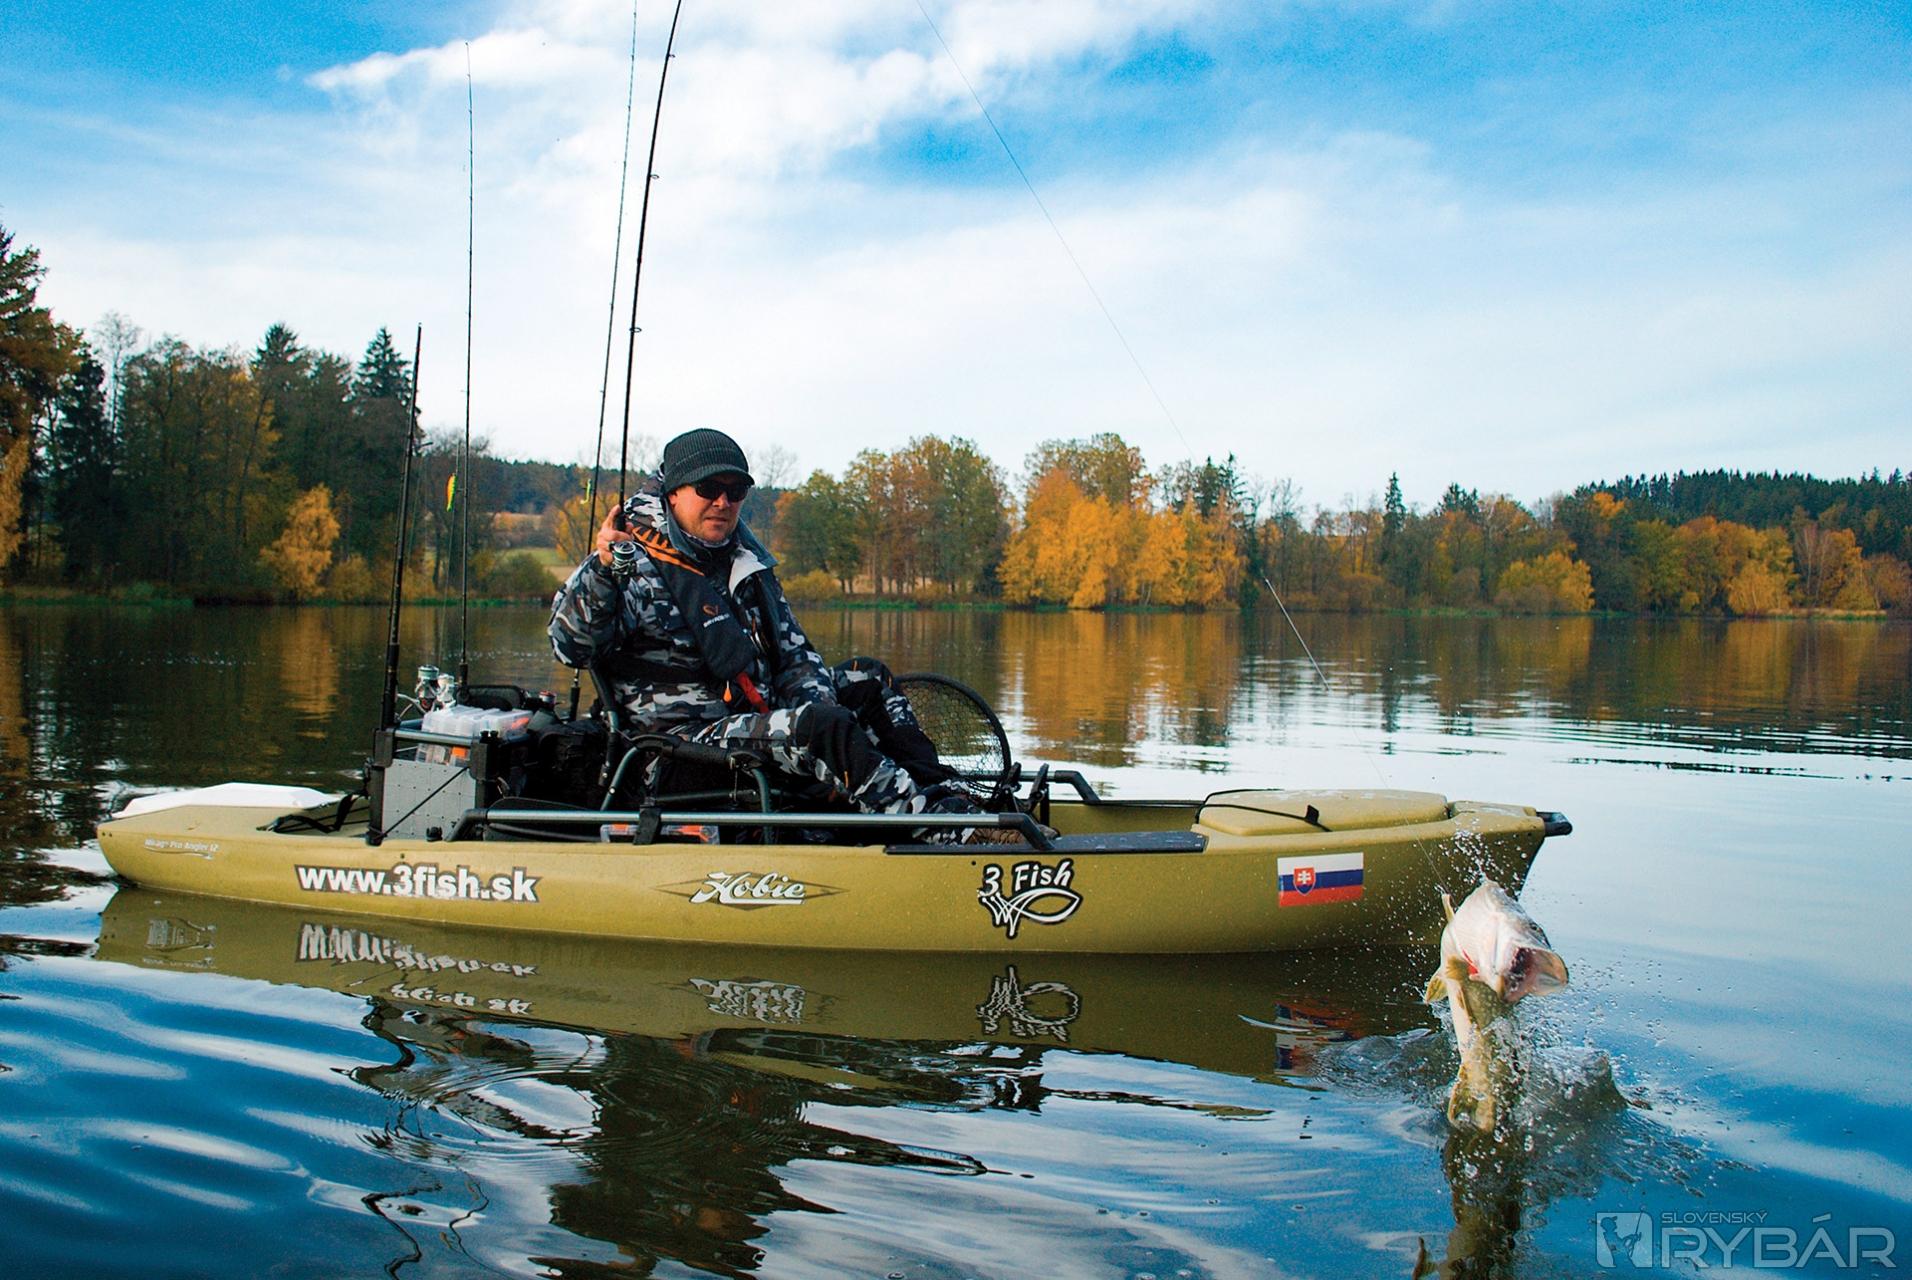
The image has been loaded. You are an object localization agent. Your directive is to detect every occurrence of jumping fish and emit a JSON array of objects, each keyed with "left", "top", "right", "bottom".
[{"left": 1424, "top": 878, "right": 1569, "bottom": 1132}]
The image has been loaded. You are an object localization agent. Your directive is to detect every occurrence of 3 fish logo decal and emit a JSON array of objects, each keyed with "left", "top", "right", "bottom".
[{"left": 977, "top": 857, "right": 1080, "bottom": 938}]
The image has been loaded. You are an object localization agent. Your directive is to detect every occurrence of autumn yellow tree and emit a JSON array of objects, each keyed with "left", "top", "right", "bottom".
[
  {"left": 1793, "top": 521, "right": 1876, "bottom": 610},
  {"left": 1002, "top": 461, "right": 1242, "bottom": 610},
  {"left": 1133, "top": 505, "right": 1240, "bottom": 606},
  {"left": 1132, "top": 509, "right": 1193, "bottom": 606},
  {"left": 1001, "top": 471, "right": 1133, "bottom": 606},
  {"left": 0, "top": 226, "right": 78, "bottom": 572},
  {"left": 1863, "top": 554, "right": 1912, "bottom": 614},
  {"left": 1723, "top": 527, "right": 1797, "bottom": 615},
  {"left": 1676, "top": 516, "right": 1745, "bottom": 610},
  {"left": 0, "top": 436, "right": 30, "bottom": 570},
  {"left": 261, "top": 485, "right": 340, "bottom": 599},
  {"left": 1065, "top": 493, "right": 1133, "bottom": 607},
  {"left": 1494, "top": 550, "right": 1595, "bottom": 613},
  {"left": 1725, "top": 562, "right": 1789, "bottom": 615},
  {"left": 542, "top": 488, "right": 596, "bottom": 565}
]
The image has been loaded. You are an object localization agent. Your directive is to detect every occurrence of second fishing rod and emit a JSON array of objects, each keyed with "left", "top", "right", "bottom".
[
  {"left": 607, "top": 0, "right": 688, "bottom": 583},
  {"left": 561, "top": 0, "right": 685, "bottom": 719}
]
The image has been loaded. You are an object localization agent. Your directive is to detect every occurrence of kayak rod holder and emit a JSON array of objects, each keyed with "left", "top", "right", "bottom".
[
  {"left": 450, "top": 807, "right": 1056, "bottom": 850},
  {"left": 393, "top": 728, "right": 488, "bottom": 748},
  {"left": 1047, "top": 770, "right": 1103, "bottom": 803}
]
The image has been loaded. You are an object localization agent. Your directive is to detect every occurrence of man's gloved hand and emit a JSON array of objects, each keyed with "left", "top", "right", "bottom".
[{"left": 792, "top": 703, "right": 876, "bottom": 790}]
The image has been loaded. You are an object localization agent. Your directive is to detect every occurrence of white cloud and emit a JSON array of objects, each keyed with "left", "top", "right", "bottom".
[
  {"left": 20, "top": 0, "right": 1909, "bottom": 513},
  {"left": 307, "top": 27, "right": 615, "bottom": 95}
]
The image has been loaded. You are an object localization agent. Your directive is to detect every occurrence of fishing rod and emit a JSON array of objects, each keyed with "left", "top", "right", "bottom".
[
  {"left": 569, "top": 0, "right": 645, "bottom": 721},
  {"left": 458, "top": 44, "right": 475, "bottom": 693},
  {"left": 379, "top": 325, "right": 425, "bottom": 730},
  {"left": 590, "top": 0, "right": 642, "bottom": 541},
  {"left": 613, "top": 0, "right": 687, "bottom": 527}
]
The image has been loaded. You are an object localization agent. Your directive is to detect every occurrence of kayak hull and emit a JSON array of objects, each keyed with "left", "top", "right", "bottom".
[{"left": 96, "top": 787, "right": 1557, "bottom": 953}]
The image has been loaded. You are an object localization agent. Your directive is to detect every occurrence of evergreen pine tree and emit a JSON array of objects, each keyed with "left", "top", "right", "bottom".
[
  {"left": 352, "top": 326, "right": 413, "bottom": 403},
  {"left": 337, "top": 327, "right": 418, "bottom": 564},
  {"left": 1381, "top": 473, "right": 1406, "bottom": 559},
  {"left": 50, "top": 346, "right": 117, "bottom": 579}
]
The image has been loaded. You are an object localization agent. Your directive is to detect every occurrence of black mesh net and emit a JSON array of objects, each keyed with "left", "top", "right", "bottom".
[{"left": 896, "top": 674, "right": 1012, "bottom": 799}]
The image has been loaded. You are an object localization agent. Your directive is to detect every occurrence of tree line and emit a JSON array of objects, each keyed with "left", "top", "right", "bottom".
[
  {"left": 0, "top": 223, "right": 565, "bottom": 600},
  {"left": 4, "top": 221, "right": 1907, "bottom": 614},
  {"left": 768, "top": 439, "right": 1909, "bottom": 614}
]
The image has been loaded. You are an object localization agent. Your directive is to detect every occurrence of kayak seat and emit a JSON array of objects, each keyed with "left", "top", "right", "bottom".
[{"left": 1196, "top": 789, "right": 1451, "bottom": 837}]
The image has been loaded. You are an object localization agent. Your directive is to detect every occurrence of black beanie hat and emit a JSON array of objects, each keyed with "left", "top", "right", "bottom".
[{"left": 660, "top": 429, "right": 753, "bottom": 492}]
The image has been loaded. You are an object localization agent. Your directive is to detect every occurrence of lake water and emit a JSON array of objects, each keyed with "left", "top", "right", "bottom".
[{"left": 1, "top": 605, "right": 1906, "bottom": 1278}]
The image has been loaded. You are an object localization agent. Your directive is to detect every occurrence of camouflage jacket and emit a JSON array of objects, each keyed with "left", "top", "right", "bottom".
[{"left": 548, "top": 478, "right": 836, "bottom": 730}]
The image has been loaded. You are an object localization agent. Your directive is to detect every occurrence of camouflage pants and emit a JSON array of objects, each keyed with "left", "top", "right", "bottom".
[{"left": 680, "top": 657, "right": 950, "bottom": 815}]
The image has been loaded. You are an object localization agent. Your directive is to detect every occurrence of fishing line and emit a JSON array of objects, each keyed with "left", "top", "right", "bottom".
[
  {"left": 1258, "top": 569, "right": 1391, "bottom": 789},
  {"left": 913, "top": 3, "right": 1391, "bottom": 789},
  {"left": 912, "top": 0, "right": 1192, "bottom": 461}
]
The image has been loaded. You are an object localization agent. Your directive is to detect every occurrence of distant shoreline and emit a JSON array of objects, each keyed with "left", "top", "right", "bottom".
[{"left": 0, "top": 585, "right": 1896, "bottom": 622}]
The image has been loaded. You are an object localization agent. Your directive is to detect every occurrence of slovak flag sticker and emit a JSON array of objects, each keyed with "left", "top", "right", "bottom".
[{"left": 1278, "top": 852, "right": 1364, "bottom": 906}]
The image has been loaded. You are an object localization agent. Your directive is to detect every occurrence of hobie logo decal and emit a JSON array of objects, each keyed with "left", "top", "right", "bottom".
[
  {"left": 978, "top": 858, "right": 1080, "bottom": 938},
  {"left": 1277, "top": 852, "right": 1364, "bottom": 906},
  {"left": 691, "top": 978, "right": 806, "bottom": 1024},
  {"left": 662, "top": 871, "right": 842, "bottom": 909}
]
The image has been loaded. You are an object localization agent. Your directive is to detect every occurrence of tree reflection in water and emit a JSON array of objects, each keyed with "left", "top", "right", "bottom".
[
  {"left": 0, "top": 611, "right": 113, "bottom": 907},
  {"left": 1, "top": 607, "right": 1904, "bottom": 879},
  {"left": 806, "top": 609, "right": 1911, "bottom": 772}
]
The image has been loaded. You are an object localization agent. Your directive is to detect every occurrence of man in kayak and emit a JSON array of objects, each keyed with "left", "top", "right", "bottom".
[{"left": 549, "top": 428, "right": 1012, "bottom": 841}]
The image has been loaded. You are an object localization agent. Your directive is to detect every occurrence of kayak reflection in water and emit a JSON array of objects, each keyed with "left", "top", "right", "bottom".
[{"left": 348, "top": 999, "right": 985, "bottom": 1276}]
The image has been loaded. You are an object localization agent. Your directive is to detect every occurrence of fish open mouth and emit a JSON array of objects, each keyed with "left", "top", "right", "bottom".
[{"left": 1504, "top": 945, "right": 1570, "bottom": 1001}]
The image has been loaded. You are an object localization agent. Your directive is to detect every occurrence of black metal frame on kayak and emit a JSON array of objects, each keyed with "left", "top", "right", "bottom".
[{"left": 447, "top": 805, "right": 1059, "bottom": 850}]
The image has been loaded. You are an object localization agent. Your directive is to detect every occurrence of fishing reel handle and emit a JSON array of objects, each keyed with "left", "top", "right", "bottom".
[{"left": 602, "top": 506, "right": 638, "bottom": 580}]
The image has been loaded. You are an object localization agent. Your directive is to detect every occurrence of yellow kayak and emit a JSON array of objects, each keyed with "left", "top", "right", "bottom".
[{"left": 96, "top": 781, "right": 1566, "bottom": 953}]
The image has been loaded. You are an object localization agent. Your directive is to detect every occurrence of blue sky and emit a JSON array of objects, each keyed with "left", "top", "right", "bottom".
[{"left": 4, "top": 1, "right": 1907, "bottom": 507}]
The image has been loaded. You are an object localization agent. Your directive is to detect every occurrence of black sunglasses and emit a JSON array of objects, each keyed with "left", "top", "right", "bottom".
[{"left": 692, "top": 476, "right": 752, "bottom": 502}]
